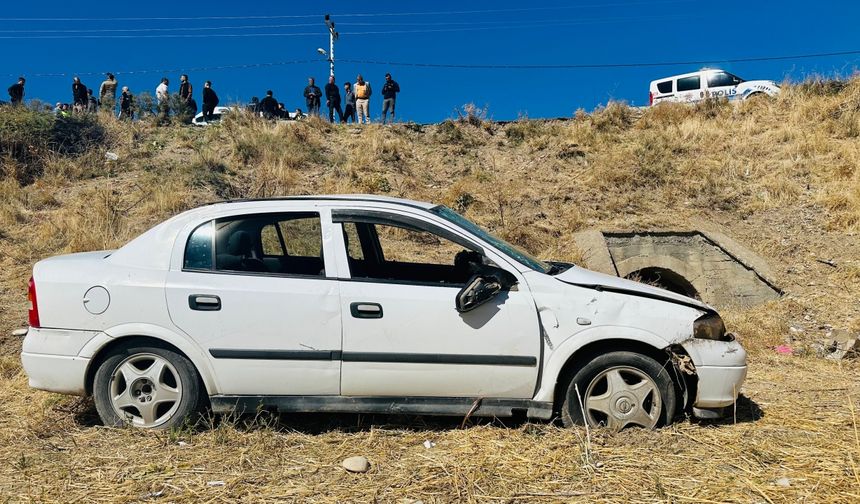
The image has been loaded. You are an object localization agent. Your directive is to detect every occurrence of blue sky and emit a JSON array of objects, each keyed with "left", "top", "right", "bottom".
[{"left": 3, "top": 0, "right": 859, "bottom": 122}]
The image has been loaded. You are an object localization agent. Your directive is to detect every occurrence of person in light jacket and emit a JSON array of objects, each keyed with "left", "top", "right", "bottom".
[{"left": 354, "top": 74, "right": 372, "bottom": 124}]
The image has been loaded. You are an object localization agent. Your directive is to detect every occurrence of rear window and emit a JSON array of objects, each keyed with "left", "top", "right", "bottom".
[
  {"left": 183, "top": 212, "right": 325, "bottom": 277},
  {"left": 656, "top": 80, "right": 672, "bottom": 94},
  {"left": 677, "top": 76, "right": 701, "bottom": 92}
]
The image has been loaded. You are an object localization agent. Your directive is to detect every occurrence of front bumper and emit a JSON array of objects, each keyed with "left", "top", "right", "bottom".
[
  {"left": 680, "top": 335, "right": 747, "bottom": 415},
  {"left": 20, "top": 327, "right": 101, "bottom": 396}
]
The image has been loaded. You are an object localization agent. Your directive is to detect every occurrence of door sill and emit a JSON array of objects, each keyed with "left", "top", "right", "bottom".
[{"left": 210, "top": 395, "right": 554, "bottom": 420}]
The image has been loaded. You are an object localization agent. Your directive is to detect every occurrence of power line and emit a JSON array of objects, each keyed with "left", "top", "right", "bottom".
[
  {"left": 0, "top": 1, "right": 690, "bottom": 22},
  {"left": 0, "top": 16, "right": 698, "bottom": 39},
  {"left": 340, "top": 50, "right": 860, "bottom": 69},
  {"left": 0, "top": 14, "right": 689, "bottom": 33},
  {"left": 10, "top": 49, "right": 860, "bottom": 79}
]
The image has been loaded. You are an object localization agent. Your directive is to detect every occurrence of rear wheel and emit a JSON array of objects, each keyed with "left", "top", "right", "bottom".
[
  {"left": 560, "top": 351, "right": 676, "bottom": 431},
  {"left": 93, "top": 343, "right": 203, "bottom": 429}
]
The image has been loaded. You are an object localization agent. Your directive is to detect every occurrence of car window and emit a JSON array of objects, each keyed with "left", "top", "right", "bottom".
[
  {"left": 184, "top": 212, "right": 324, "bottom": 276},
  {"left": 707, "top": 72, "right": 742, "bottom": 88},
  {"left": 376, "top": 225, "right": 463, "bottom": 265},
  {"left": 279, "top": 217, "right": 322, "bottom": 257},
  {"left": 260, "top": 224, "right": 285, "bottom": 256},
  {"left": 184, "top": 221, "right": 213, "bottom": 270},
  {"left": 344, "top": 221, "right": 482, "bottom": 286},
  {"left": 677, "top": 76, "right": 701, "bottom": 92},
  {"left": 342, "top": 222, "right": 364, "bottom": 260},
  {"left": 656, "top": 80, "right": 673, "bottom": 93},
  {"left": 430, "top": 206, "right": 550, "bottom": 273}
]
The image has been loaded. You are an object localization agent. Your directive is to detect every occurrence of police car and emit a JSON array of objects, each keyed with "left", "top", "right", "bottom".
[{"left": 649, "top": 68, "right": 780, "bottom": 106}]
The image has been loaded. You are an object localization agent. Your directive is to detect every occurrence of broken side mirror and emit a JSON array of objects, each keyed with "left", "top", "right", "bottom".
[{"left": 455, "top": 267, "right": 517, "bottom": 313}]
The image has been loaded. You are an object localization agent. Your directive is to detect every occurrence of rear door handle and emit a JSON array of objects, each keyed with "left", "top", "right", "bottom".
[
  {"left": 189, "top": 294, "right": 221, "bottom": 311},
  {"left": 350, "top": 302, "right": 383, "bottom": 319}
]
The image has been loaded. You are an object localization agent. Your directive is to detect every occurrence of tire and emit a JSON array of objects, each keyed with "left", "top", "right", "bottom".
[
  {"left": 560, "top": 351, "right": 676, "bottom": 431},
  {"left": 93, "top": 343, "right": 203, "bottom": 429}
]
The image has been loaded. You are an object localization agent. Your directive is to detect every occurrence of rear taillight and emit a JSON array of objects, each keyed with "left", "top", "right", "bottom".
[
  {"left": 28, "top": 276, "right": 40, "bottom": 328},
  {"left": 649, "top": 91, "right": 654, "bottom": 106}
]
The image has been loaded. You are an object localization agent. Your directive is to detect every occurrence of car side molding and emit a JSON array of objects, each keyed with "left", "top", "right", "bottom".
[
  {"left": 210, "top": 395, "right": 555, "bottom": 420},
  {"left": 208, "top": 349, "right": 537, "bottom": 367}
]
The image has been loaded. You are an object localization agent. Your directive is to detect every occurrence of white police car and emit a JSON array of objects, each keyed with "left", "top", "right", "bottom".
[{"left": 649, "top": 68, "right": 780, "bottom": 106}]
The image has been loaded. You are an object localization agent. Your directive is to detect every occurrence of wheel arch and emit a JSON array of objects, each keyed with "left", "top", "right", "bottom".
[
  {"left": 82, "top": 324, "right": 218, "bottom": 397},
  {"left": 550, "top": 338, "right": 671, "bottom": 411},
  {"left": 534, "top": 325, "right": 679, "bottom": 404}
]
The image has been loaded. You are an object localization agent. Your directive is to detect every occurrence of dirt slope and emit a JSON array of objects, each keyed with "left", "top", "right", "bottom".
[{"left": 1, "top": 80, "right": 859, "bottom": 501}]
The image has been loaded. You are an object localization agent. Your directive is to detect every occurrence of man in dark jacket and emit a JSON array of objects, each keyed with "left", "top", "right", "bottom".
[
  {"left": 259, "top": 90, "right": 279, "bottom": 119},
  {"left": 7, "top": 77, "right": 25, "bottom": 105},
  {"left": 303, "top": 77, "right": 322, "bottom": 117},
  {"left": 202, "top": 81, "right": 219, "bottom": 122},
  {"left": 72, "top": 77, "right": 88, "bottom": 109},
  {"left": 381, "top": 72, "right": 400, "bottom": 124},
  {"left": 324, "top": 75, "right": 343, "bottom": 123}
]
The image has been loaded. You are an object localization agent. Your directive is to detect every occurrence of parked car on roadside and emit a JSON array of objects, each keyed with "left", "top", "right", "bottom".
[
  {"left": 191, "top": 106, "right": 235, "bottom": 126},
  {"left": 649, "top": 68, "right": 780, "bottom": 106},
  {"left": 21, "top": 195, "right": 747, "bottom": 430}
]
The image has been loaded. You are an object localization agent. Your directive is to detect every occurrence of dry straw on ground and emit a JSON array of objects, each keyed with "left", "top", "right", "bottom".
[{"left": 1, "top": 78, "right": 860, "bottom": 501}]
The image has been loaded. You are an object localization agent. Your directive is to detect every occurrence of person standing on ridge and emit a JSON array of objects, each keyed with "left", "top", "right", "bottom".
[
  {"left": 260, "top": 90, "right": 279, "bottom": 119},
  {"left": 156, "top": 77, "right": 170, "bottom": 124},
  {"left": 342, "top": 81, "right": 357, "bottom": 123},
  {"left": 86, "top": 88, "right": 98, "bottom": 112},
  {"left": 324, "top": 75, "right": 343, "bottom": 123},
  {"left": 99, "top": 73, "right": 118, "bottom": 113},
  {"left": 178, "top": 74, "right": 194, "bottom": 117},
  {"left": 381, "top": 72, "right": 400, "bottom": 124},
  {"left": 303, "top": 77, "right": 322, "bottom": 117},
  {"left": 72, "top": 77, "right": 88, "bottom": 110},
  {"left": 354, "top": 74, "right": 372, "bottom": 124},
  {"left": 119, "top": 86, "right": 134, "bottom": 120},
  {"left": 202, "top": 81, "right": 219, "bottom": 122},
  {"left": 7, "top": 77, "right": 25, "bottom": 105}
]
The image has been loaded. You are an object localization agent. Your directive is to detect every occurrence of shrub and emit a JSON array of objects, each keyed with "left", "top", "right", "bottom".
[{"left": 0, "top": 105, "right": 105, "bottom": 184}]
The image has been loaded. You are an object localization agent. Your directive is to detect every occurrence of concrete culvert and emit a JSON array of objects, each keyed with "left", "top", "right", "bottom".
[
  {"left": 625, "top": 267, "right": 700, "bottom": 300},
  {"left": 573, "top": 226, "right": 782, "bottom": 309}
]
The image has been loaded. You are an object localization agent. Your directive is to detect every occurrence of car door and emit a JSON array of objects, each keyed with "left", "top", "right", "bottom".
[
  {"left": 676, "top": 74, "right": 703, "bottom": 103},
  {"left": 332, "top": 208, "right": 541, "bottom": 399},
  {"left": 705, "top": 70, "right": 741, "bottom": 100},
  {"left": 165, "top": 208, "right": 342, "bottom": 396}
]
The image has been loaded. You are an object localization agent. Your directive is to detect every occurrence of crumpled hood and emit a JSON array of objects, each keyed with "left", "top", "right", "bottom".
[{"left": 553, "top": 265, "right": 714, "bottom": 313}]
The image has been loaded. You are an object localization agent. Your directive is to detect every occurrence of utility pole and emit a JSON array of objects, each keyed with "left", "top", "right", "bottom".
[{"left": 324, "top": 14, "right": 338, "bottom": 77}]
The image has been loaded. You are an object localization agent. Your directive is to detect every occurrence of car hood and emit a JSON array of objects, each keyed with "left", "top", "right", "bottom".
[{"left": 553, "top": 265, "right": 715, "bottom": 313}]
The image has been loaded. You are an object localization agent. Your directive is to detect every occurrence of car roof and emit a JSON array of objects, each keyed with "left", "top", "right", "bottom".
[
  {"left": 202, "top": 194, "right": 437, "bottom": 211},
  {"left": 650, "top": 68, "right": 727, "bottom": 85}
]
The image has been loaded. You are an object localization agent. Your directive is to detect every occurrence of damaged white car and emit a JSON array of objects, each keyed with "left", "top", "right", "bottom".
[{"left": 21, "top": 196, "right": 747, "bottom": 430}]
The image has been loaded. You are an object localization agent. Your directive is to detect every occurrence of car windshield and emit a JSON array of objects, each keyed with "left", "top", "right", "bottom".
[{"left": 430, "top": 205, "right": 552, "bottom": 274}]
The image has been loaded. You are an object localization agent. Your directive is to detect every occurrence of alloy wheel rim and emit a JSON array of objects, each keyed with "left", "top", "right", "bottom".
[
  {"left": 109, "top": 353, "right": 183, "bottom": 428},
  {"left": 583, "top": 365, "right": 661, "bottom": 431}
]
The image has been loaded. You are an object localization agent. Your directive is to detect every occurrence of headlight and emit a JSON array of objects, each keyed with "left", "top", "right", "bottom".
[{"left": 693, "top": 313, "right": 727, "bottom": 341}]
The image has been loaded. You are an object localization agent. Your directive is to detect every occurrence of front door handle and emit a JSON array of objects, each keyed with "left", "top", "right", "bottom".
[
  {"left": 350, "top": 302, "right": 383, "bottom": 319},
  {"left": 189, "top": 294, "right": 221, "bottom": 311}
]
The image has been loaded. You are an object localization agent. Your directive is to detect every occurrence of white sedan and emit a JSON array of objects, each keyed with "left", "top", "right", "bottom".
[{"left": 21, "top": 195, "right": 747, "bottom": 430}]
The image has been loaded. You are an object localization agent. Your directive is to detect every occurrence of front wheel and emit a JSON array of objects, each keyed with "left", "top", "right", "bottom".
[
  {"left": 93, "top": 343, "right": 203, "bottom": 429},
  {"left": 560, "top": 351, "right": 677, "bottom": 431}
]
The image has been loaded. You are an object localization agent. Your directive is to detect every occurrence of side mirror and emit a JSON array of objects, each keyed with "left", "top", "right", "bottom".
[{"left": 454, "top": 267, "right": 517, "bottom": 313}]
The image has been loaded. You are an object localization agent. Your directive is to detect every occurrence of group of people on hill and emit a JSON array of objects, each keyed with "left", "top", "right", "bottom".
[{"left": 6, "top": 70, "right": 401, "bottom": 124}]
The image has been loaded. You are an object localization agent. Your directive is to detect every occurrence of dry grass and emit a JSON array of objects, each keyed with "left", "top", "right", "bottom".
[{"left": 2, "top": 78, "right": 860, "bottom": 501}]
